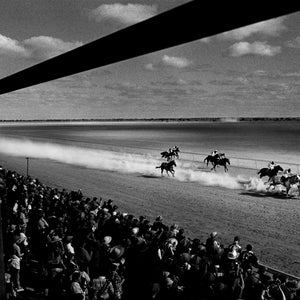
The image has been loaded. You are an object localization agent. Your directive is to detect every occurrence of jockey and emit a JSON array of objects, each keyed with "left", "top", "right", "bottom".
[
  {"left": 283, "top": 168, "right": 292, "bottom": 177},
  {"left": 211, "top": 150, "right": 218, "bottom": 157},
  {"left": 219, "top": 153, "right": 225, "bottom": 159},
  {"left": 282, "top": 168, "right": 292, "bottom": 182},
  {"left": 268, "top": 161, "right": 277, "bottom": 170},
  {"left": 166, "top": 148, "right": 173, "bottom": 162}
]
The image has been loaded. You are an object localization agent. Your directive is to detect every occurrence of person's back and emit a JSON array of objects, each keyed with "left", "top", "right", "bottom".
[{"left": 240, "top": 244, "right": 258, "bottom": 273}]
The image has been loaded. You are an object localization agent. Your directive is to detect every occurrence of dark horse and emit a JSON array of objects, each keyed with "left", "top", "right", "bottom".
[
  {"left": 161, "top": 148, "right": 180, "bottom": 160},
  {"left": 257, "top": 165, "right": 283, "bottom": 181},
  {"left": 267, "top": 174, "right": 300, "bottom": 196},
  {"left": 212, "top": 158, "right": 230, "bottom": 172},
  {"left": 204, "top": 154, "right": 225, "bottom": 167},
  {"left": 204, "top": 155, "right": 216, "bottom": 167},
  {"left": 156, "top": 160, "right": 177, "bottom": 176},
  {"left": 204, "top": 155, "right": 230, "bottom": 172}
]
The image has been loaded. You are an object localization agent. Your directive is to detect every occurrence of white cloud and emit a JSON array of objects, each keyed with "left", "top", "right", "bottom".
[
  {"left": 23, "top": 36, "right": 83, "bottom": 59},
  {"left": 162, "top": 55, "right": 192, "bottom": 68},
  {"left": 229, "top": 41, "right": 281, "bottom": 57},
  {"left": 0, "top": 34, "right": 83, "bottom": 60},
  {"left": 90, "top": 3, "right": 157, "bottom": 25},
  {"left": 221, "top": 17, "right": 286, "bottom": 40},
  {"left": 0, "top": 34, "right": 29, "bottom": 57},
  {"left": 286, "top": 36, "right": 300, "bottom": 48}
]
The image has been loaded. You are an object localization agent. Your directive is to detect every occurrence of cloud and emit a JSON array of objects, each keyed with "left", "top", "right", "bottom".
[
  {"left": 90, "top": 3, "right": 157, "bottom": 25},
  {"left": 23, "top": 36, "right": 83, "bottom": 59},
  {"left": 0, "top": 34, "right": 29, "bottom": 57},
  {"left": 0, "top": 34, "right": 83, "bottom": 60},
  {"left": 229, "top": 41, "right": 281, "bottom": 57},
  {"left": 221, "top": 17, "right": 286, "bottom": 40},
  {"left": 286, "top": 36, "right": 300, "bottom": 48},
  {"left": 162, "top": 55, "right": 192, "bottom": 68}
]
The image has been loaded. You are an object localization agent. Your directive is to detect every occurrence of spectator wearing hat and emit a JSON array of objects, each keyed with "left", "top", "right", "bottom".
[
  {"left": 240, "top": 244, "right": 259, "bottom": 275},
  {"left": 152, "top": 216, "right": 165, "bottom": 231},
  {"left": 228, "top": 236, "right": 242, "bottom": 254},
  {"left": 107, "top": 263, "right": 125, "bottom": 300},
  {"left": 156, "top": 276, "right": 182, "bottom": 300},
  {"left": 7, "top": 234, "right": 25, "bottom": 292},
  {"left": 70, "top": 271, "right": 86, "bottom": 300},
  {"left": 206, "top": 232, "right": 222, "bottom": 264},
  {"left": 223, "top": 247, "right": 240, "bottom": 278}
]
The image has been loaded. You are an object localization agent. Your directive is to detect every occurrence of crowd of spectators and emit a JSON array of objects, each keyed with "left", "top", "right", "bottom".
[{"left": 0, "top": 165, "right": 299, "bottom": 300}]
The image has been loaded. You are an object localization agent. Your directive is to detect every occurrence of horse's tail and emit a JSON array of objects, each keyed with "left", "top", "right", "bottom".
[
  {"left": 204, "top": 156, "right": 208, "bottom": 162},
  {"left": 156, "top": 165, "right": 161, "bottom": 168}
]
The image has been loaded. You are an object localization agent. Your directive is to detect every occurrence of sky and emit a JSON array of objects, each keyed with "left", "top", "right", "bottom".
[{"left": 0, "top": 0, "right": 299, "bottom": 120}]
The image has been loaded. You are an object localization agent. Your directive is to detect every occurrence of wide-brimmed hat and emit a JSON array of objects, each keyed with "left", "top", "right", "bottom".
[
  {"left": 167, "top": 238, "right": 178, "bottom": 247},
  {"left": 227, "top": 249, "right": 239, "bottom": 260},
  {"left": 131, "top": 227, "right": 139, "bottom": 235},
  {"left": 19, "top": 232, "right": 28, "bottom": 246},
  {"left": 109, "top": 245, "right": 125, "bottom": 261},
  {"left": 103, "top": 236, "right": 112, "bottom": 245}
]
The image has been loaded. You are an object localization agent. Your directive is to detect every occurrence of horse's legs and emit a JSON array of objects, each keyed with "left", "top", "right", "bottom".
[{"left": 285, "top": 182, "right": 290, "bottom": 196}]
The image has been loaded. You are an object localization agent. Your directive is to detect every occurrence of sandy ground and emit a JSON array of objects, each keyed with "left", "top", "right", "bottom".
[{"left": 1, "top": 153, "right": 300, "bottom": 277}]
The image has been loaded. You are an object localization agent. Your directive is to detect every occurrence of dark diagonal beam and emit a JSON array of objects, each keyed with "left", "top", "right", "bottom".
[{"left": 0, "top": 1, "right": 299, "bottom": 95}]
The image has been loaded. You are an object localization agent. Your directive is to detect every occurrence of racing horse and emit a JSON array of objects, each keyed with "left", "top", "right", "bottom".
[
  {"left": 161, "top": 147, "right": 180, "bottom": 160},
  {"left": 212, "top": 157, "right": 230, "bottom": 172},
  {"left": 156, "top": 160, "right": 177, "bottom": 176},
  {"left": 257, "top": 165, "right": 283, "bottom": 181},
  {"left": 204, "top": 154, "right": 219, "bottom": 167},
  {"left": 204, "top": 154, "right": 229, "bottom": 171},
  {"left": 267, "top": 174, "right": 300, "bottom": 196}
]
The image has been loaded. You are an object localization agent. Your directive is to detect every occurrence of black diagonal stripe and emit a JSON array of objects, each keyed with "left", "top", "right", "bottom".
[{"left": 0, "top": 1, "right": 299, "bottom": 95}]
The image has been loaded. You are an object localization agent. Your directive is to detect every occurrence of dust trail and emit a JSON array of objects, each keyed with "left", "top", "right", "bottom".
[
  {"left": 0, "top": 137, "right": 260, "bottom": 191},
  {"left": 238, "top": 177, "right": 268, "bottom": 192}
]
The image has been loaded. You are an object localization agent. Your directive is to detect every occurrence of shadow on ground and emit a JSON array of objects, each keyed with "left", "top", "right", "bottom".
[{"left": 240, "top": 191, "right": 297, "bottom": 200}]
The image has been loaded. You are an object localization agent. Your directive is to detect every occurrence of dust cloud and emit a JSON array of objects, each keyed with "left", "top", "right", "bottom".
[{"left": 0, "top": 137, "right": 267, "bottom": 192}]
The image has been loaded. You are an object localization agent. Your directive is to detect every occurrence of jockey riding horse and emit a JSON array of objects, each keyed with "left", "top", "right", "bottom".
[
  {"left": 161, "top": 146, "right": 180, "bottom": 161},
  {"left": 156, "top": 160, "right": 177, "bottom": 176}
]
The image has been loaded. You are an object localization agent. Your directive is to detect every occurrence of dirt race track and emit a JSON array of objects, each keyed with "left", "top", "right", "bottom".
[{"left": 1, "top": 153, "right": 300, "bottom": 277}]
